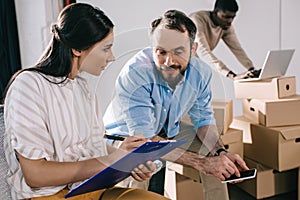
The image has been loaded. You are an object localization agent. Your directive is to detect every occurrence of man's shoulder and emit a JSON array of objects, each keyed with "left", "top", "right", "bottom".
[
  {"left": 125, "top": 47, "right": 153, "bottom": 68},
  {"left": 189, "top": 57, "right": 212, "bottom": 78},
  {"left": 118, "top": 47, "right": 156, "bottom": 81},
  {"left": 189, "top": 10, "right": 210, "bottom": 19}
]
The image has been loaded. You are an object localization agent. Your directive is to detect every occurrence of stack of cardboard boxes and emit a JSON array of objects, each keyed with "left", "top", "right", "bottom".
[
  {"left": 232, "top": 76, "right": 299, "bottom": 199},
  {"left": 165, "top": 99, "right": 243, "bottom": 200}
]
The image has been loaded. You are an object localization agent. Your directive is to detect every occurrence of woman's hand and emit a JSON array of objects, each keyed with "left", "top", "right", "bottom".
[
  {"left": 131, "top": 161, "right": 156, "bottom": 182},
  {"left": 119, "top": 135, "right": 150, "bottom": 152}
]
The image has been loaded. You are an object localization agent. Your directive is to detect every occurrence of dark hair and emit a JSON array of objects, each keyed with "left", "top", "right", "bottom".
[
  {"left": 5, "top": 3, "right": 114, "bottom": 94},
  {"left": 150, "top": 10, "right": 197, "bottom": 47},
  {"left": 214, "top": 0, "right": 239, "bottom": 12}
]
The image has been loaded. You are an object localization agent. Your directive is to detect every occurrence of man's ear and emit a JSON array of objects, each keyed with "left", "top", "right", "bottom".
[
  {"left": 191, "top": 42, "right": 198, "bottom": 56},
  {"left": 71, "top": 49, "right": 82, "bottom": 57}
]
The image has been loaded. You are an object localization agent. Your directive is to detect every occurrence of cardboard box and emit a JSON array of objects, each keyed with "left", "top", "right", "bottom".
[
  {"left": 242, "top": 95, "right": 300, "bottom": 127},
  {"left": 234, "top": 76, "right": 296, "bottom": 99},
  {"left": 165, "top": 162, "right": 203, "bottom": 200},
  {"left": 244, "top": 124, "right": 300, "bottom": 171},
  {"left": 236, "top": 157, "right": 298, "bottom": 199},
  {"left": 166, "top": 162, "right": 201, "bottom": 182},
  {"left": 164, "top": 128, "right": 243, "bottom": 199},
  {"left": 221, "top": 128, "right": 243, "bottom": 158},
  {"left": 211, "top": 99, "right": 233, "bottom": 134},
  {"left": 182, "top": 99, "right": 233, "bottom": 135},
  {"left": 229, "top": 116, "right": 255, "bottom": 143},
  {"left": 242, "top": 99, "right": 259, "bottom": 124},
  {"left": 298, "top": 167, "right": 300, "bottom": 200}
]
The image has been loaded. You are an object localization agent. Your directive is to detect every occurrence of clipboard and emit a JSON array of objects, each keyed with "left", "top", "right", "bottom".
[{"left": 65, "top": 140, "right": 187, "bottom": 198}]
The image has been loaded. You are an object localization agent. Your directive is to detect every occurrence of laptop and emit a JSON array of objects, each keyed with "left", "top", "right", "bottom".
[{"left": 237, "top": 49, "right": 295, "bottom": 82}]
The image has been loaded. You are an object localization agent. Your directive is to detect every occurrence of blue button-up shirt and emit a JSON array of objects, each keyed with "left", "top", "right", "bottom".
[{"left": 103, "top": 47, "right": 215, "bottom": 138}]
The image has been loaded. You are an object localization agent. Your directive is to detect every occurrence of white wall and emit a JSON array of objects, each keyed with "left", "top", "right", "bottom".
[
  {"left": 15, "top": 0, "right": 300, "bottom": 115},
  {"left": 282, "top": 0, "right": 300, "bottom": 83},
  {"left": 15, "top": 0, "right": 61, "bottom": 68}
]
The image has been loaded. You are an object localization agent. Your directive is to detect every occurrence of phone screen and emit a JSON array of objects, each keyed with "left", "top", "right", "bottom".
[{"left": 221, "top": 168, "right": 257, "bottom": 183}]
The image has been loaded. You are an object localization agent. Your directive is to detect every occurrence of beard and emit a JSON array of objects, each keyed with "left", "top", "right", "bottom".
[{"left": 158, "top": 64, "right": 185, "bottom": 87}]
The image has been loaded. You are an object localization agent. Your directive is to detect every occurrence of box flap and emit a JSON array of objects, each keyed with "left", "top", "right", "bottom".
[
  {"left": 221, "top": 128, "right": 242, "bottom": 144},
  {"left": 211, "top": 99, "right": 232, "bottom": 107},
  {"left": 262, "top": 94, "right": 300, "bottom": 103},
  {"left": 272, "top": 125, "right": 300, "bottom": 140},
  {"left": 244, "top": 157, "right": 271, "bottom": 171},
  {"left": 167, "top": 162, "right": 201, "bottom": 182}
]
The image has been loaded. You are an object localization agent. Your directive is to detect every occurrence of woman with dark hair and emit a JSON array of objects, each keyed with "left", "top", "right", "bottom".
[{"left": 3, "top": 3, "right": 168, "bottom": 200}]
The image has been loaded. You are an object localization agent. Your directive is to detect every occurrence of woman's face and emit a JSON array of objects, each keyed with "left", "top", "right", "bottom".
[{"left": 78, "top": 31, "right": 115, "bottom": 76}]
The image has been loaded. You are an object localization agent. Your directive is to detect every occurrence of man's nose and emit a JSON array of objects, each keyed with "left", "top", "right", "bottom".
[
  {"left": 164, "top": 53, "right": 175, "bottom": 66},
  {"left": 227, "top": 18, "right": 233, "bottom": 24}
]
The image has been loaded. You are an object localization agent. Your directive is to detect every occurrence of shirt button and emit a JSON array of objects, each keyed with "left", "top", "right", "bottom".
[
  {"left": 167, "top": 90, "right": 170, "bottom": 93},
  {"left": 163, "top": 109, "right": 167, "bottom": 112}
]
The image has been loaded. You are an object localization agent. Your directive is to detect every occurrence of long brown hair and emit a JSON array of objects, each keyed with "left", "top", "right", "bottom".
[{"left": 3, "top": 3, "right": 114, "bottom": 102}]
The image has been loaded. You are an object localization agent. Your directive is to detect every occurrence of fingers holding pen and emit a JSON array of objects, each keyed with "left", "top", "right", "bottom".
[{"left": 120, "top": 134, "right": 150, "bottom": 152}]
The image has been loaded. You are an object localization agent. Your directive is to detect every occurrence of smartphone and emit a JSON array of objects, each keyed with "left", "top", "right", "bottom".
[{"left": 221, "top": 168, "right": 257, "bottom": 183}]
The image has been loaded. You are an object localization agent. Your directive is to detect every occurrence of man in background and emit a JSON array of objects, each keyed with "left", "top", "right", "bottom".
[{"left": 189, "top": 0, "right": 260, "bottom": 80}]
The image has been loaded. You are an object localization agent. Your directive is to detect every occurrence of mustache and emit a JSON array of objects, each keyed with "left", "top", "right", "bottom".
[{"left": 160, "top": 65, "right": 182, "bottom": 70}]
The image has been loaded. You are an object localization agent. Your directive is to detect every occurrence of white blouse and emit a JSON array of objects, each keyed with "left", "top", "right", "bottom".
[{"left": 4, "top": 71, "right": 107, "bottom": 199}]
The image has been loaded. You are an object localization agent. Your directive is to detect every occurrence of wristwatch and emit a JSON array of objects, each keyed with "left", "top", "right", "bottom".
[
  {"left": 214, "top": 148, "right": 228, "bottom": 156},
  {"left": 226, "top": 71, "right": 237, "bottom": 79}
]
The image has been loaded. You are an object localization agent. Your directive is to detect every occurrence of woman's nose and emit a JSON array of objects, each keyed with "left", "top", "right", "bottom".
[{"left": 108, "top": 52, "right": 115, "bottom": 62}]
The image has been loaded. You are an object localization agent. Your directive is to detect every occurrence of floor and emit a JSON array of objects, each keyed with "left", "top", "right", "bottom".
[{"left": 228, "top": 184, "right": 298, "bottom": 200}]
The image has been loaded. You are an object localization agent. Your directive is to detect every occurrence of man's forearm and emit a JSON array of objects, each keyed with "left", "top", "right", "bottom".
[
  {"left": 196, "top": 125, "right": 225, "bottom": 156},
  {"left": 161, "top": 147, "right": 207, "bottom": 171}
]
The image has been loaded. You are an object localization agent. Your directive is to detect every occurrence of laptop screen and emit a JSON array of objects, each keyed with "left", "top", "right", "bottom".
[{"left": 258, "top": 49, "right": 295, "bottom": 80}]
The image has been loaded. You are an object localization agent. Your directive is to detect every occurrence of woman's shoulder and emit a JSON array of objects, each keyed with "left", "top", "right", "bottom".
[
  {"left": 11, "top": 70, "right": 58, "bottom": 94},
  {"left": 14, "top": 70, "right": 43, "bottom": 82}
]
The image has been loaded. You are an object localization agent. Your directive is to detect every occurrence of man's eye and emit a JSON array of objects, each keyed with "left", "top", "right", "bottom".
[
  {"left": 225, "top": 16, "right": 235, "bottom": 19},
  {"left": 174, "top": 51, "right": 183, "bottom": 55},
  {"left": 157, "top": 50, "right": 167, "bottom": 55}
]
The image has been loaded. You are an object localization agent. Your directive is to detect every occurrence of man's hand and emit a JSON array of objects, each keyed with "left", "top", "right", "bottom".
[
  {"left": 227, "top": 68, "right": 261, "bottom": 80},
  {"left": 233, "top": 71, "right": 251, "bottom": 79},
  {"left": 220, "top": 151, "right": 249, "bottom": 183},
  {"left": 247, "top": 68, "right": 261, "bottom": 78},
  {"left": 179, "top": 151, "right": 249, "bottom": 182},
  {"left": 221, "top": 151, "right": 248, "bottom": 171},
  {"left": 197, "top": 155, "right": 240, "bottom": 181},
  {"left": 226, "top": 71, "right": 237, "bottom": 80},
  {"left": 203, "top": 152, "right": 248, "bottom": 181}
]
